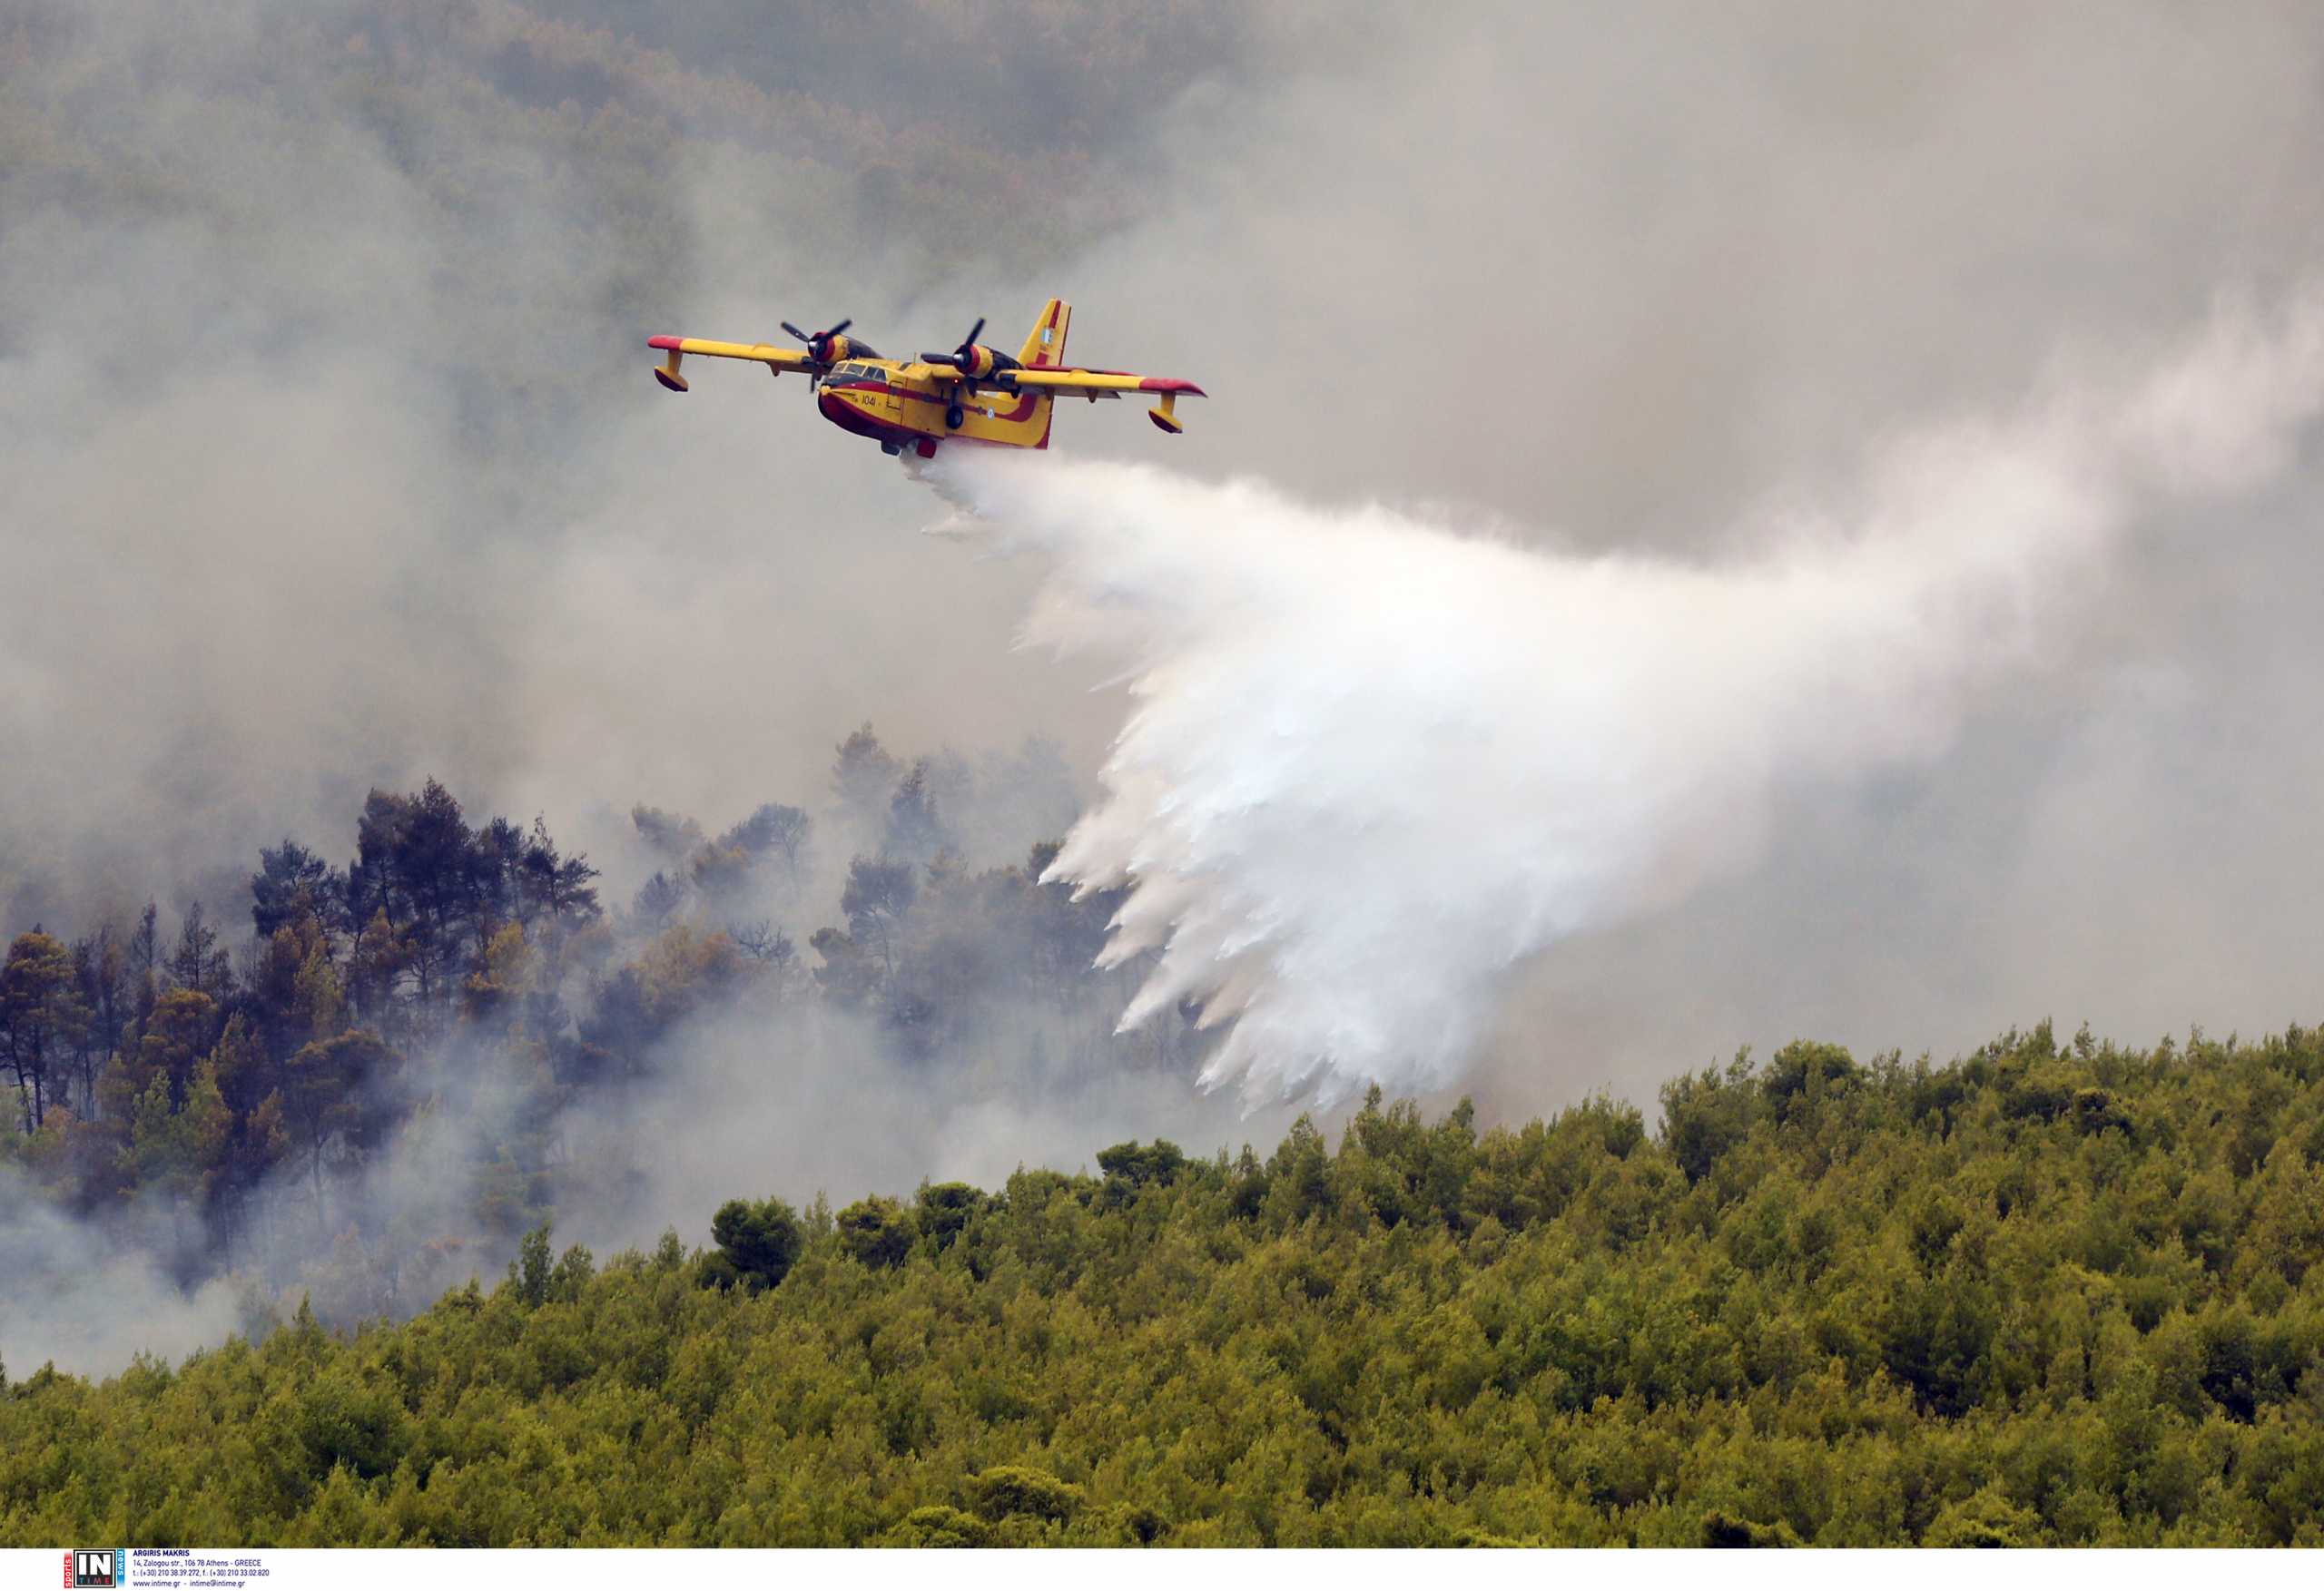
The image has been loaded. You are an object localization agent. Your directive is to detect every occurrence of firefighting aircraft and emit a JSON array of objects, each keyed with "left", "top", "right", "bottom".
[{"left": 646, "top": 298, "right": 1203, "bottom": 457}]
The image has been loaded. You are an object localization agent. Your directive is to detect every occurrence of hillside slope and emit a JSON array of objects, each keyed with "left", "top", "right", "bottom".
[{"left": 5, "top": 1022, "right": 2324, "bottom": 1547}]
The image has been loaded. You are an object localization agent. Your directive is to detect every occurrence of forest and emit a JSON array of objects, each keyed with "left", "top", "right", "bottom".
[
  {"left": 1, "top": 725, "right": 1203, "bottom": 1335},
  {"left": 4, "top": 1020, "right": 2324, "bottom": 1545},
  {"left": 1, "top": 3, "right": 1243, "bottom": 1338},
  {"left": 15, "top": 728, "right": 2322, "bottom": 1547}
]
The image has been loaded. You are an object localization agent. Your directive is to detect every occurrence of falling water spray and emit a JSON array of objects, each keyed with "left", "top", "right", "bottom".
[{"left": 928, "top": 293, "right": 2324, "bottom": 1106}]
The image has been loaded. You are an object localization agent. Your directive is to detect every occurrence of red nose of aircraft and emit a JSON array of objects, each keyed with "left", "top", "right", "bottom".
[{"left": 816, "top": 382, "right": 890, "bottom": 443}]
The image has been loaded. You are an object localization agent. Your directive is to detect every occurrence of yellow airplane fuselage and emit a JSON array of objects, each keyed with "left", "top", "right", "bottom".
[{"left": 814, "top": 360, "right": 1053, "bottom": 457}]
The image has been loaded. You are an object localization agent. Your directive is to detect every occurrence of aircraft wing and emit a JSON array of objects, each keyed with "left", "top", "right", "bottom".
[
  {"left": 1003, "top": 367, "right": 1206, "bottom": 432},
  {"left": 646, "top": 335, "right": 815, "bottom": 390},
  {"left": 1001, "top": 368, "right": 1206, "bottom": 398}
]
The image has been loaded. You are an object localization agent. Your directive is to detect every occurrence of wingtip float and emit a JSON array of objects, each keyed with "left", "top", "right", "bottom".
[{"left": 645, "top": 300, "right": 1203, "bottom": 460}]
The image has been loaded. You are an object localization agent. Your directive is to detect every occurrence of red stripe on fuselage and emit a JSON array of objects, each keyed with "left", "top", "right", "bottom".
[
  {"left": 832, "top": 378, "right": 1038, "bottom": 423},
  {"left": 847, "top": 380, "right": 929, "bottom": 403},
  {"left": 822, "top": 364, "right": 1049, "bottom": 440},
  {"left": 817, "top": 389, "right": 920, "bottom": 445}
]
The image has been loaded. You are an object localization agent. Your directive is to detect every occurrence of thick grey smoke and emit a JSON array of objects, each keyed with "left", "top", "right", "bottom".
[
  {"left": 931, "top": 290, "right": 2324, "bottom": 1103},
  {"left": 0, "top": 0, "right": 1267, "bottom": 930},
  {"left": 11, "top": 0, "right": 2324, "bottom": 1074},
  {"left": 10, "top": 0, "right": 2324, "bottom": 1372},
  {"left": 562, "top": 1003, "right": 1302, "bottom": 1260},
  {"left": 0, "top": 1169, "right": 251, "bottom": 1376}
]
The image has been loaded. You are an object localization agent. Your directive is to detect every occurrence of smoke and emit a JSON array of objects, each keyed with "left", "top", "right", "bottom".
[
  {"left": 930, "top": 290, "right": 2324, "bottom": 1105},
  {"left": 561, "top": 1002, "right": 1302, "bottom": 1256},
  {"left": 0, "top": 0, "right": 1269, "bottom": 934},
  {"left": 0, "top": 1169, "right": 251, "bottom": 1377},
  {"left": 11, "top": 0, "right": 2324, "bottom": 1375}
]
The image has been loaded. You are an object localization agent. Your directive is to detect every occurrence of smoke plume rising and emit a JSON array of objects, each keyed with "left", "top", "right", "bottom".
[
  {"left": 932, "top": 291, "right": 2324, "bottom": 1105},
  {"left": 11, "top": 1, "right": 2324, "bottom": 1378},
  {"left": 0, "top": 1169, "right": 250, "bottom": 1375}
]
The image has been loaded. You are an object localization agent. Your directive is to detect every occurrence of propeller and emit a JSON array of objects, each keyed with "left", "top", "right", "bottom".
[
  {"left": 920, "top": 316, "right": 990, "bottom": 372},
  {"left": 782, "top": 318, "right": 853, "bottom": 365}
]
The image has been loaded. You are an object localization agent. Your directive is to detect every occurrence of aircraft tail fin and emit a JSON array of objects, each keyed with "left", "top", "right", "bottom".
[{"left": 1019, "top": 300, "right": 1071, "bottom": 368}]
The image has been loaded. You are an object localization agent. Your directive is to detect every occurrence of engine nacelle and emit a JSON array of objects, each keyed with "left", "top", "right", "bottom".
[
  {"left": 921, "top": 342, "right": 1020, "bottom": 380},
  {"left": 812, "top": 332, "right": 879, "bottom": 366},
  {"left": 957, "top": 343, "right": 1019, "bottom": 380}
]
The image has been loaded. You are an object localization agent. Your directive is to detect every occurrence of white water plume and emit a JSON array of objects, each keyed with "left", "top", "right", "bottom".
[{"left": 928, "top": 294, "right": 2324, "bottom": 1106}]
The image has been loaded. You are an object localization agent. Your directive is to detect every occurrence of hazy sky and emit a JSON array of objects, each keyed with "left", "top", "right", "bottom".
[{"left": 5, "top": 0, "right": 2323, "bottom": 1126}]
